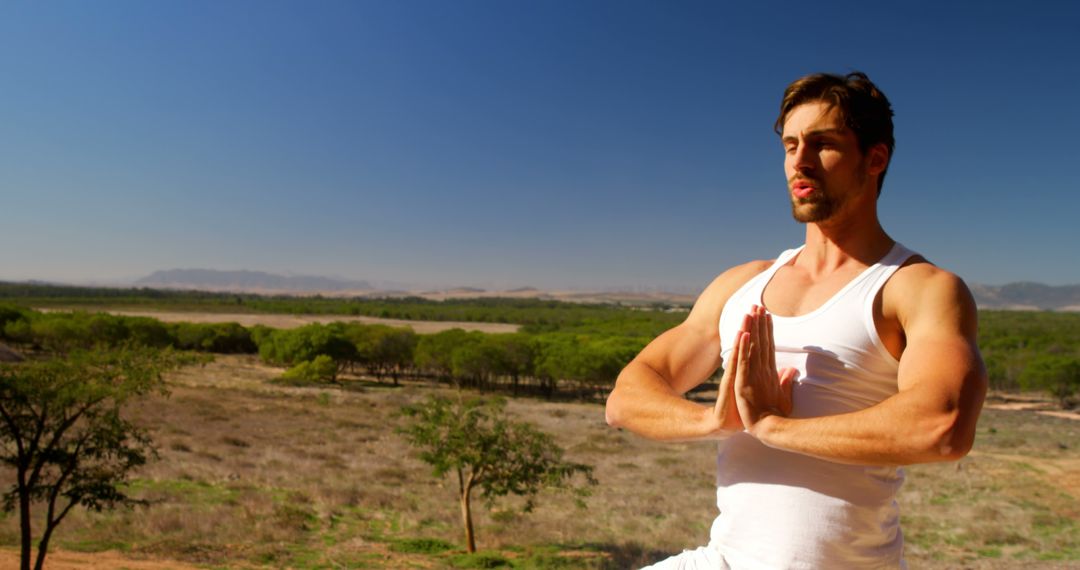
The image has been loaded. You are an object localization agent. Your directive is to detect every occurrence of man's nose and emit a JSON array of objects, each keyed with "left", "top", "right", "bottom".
[{"left": 792, "top": 141, "right": 815, "bottom": 172}]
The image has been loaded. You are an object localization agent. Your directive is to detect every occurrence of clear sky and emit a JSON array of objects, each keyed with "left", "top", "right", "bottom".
[{"left": 2, "top": 1, "right": 1078, "bottom": 292}]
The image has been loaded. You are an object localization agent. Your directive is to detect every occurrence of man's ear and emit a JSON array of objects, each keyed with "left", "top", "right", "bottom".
[{"left": 866, "top": 143, "right": 889, "bottom": 176}]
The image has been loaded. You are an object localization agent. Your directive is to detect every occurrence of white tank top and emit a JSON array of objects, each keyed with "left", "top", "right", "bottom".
[{"left": 710, "top": 242, "right": 917, "bottom": 569}]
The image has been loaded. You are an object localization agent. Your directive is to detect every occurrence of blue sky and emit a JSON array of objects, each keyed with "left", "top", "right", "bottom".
[{"left": 2, "top": 1, "right": 1077, "bottom": 292}]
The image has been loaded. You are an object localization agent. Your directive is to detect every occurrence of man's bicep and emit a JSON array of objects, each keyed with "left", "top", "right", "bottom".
[
  {"left": 618, "top": 260, "right": 768, "bottom": 395},
  {"left": 895, "top": 271, "right": 987, "bottom": 457},
  {"left": 632, "top": 322, "right": 722, "bottom": 395},
  {"left": 896, "top": 270, "right": 982, "bottom": 391}
]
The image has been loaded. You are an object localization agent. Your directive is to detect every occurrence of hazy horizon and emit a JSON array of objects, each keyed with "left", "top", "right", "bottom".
[{"left": 6, "top": 266, "right": 1079, "bottom": 298}]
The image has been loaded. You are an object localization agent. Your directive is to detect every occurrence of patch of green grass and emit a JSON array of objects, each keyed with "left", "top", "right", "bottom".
[
  {"left": 491, "top": 509, "right": 520, "bottom": 524},
  {"left": 1012, "top": 461, "right": 1043, "bottom": 473},
  {"left": 390, "top": 537, "right": 457, "bottom": 554},
  {"left": 273, "top": 502, "right": 319, "bottom": 532},
  {"left": 57, "top": 537, "right": 133, "bottom": 552},
  {"left": 516, "top": 551, "right": 596, "bottom": 569},
  {"left": 257, "top": 541, "right": 357, "bottom": 570},
  {"left": 125, "top": 478, "right": 241, "bottom": 506},
  {"left": 981, "top": 529, "right": 1029, "bottom": 546},
  {"left": 416, "top": 516, "right": 452, "bottom": 533},
  {"left": 928, "top": 492, "right": 952, "bottom": 506},
  {"left": 449, "top": 552, "right": 514, "bottom": 568},
  {"left": 359, "top": 506, "right": 415, "bottom": 542}
]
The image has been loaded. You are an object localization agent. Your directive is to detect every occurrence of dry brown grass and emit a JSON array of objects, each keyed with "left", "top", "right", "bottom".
[{"left": 0, "top": 355, "right": 1076, "bottom": 569}]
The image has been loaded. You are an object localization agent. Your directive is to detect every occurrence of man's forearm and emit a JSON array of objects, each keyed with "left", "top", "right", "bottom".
[
  {"left": 606, "top": 362, "right": 733, "bottom": 442},
  {"left": 750, "top": 390, "right": 972, "bottom": 466}
]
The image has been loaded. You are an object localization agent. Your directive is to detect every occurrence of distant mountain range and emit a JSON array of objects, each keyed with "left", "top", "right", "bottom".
[
  {"left": 126, "top": 269, "right": 1080, "bottom": 311},
  {"left": 969, "top": 282, "right": 1080, "bottom": 311},
  {"left": 135, "top": 269, "right": 372, "bottom": 293}
]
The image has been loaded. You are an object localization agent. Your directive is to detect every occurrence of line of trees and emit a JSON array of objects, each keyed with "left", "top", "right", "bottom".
[
  {"left": 0, "top": 307, "right": 651, "bottom": 399},
  {"left": 0, "top": 281, "right": 688, "bottom": 330},
  {"left": 256, "top": 323, "right": 646, "bottom": 398},
  {"left": 979, "top": 310, "right": 1080, "bottom": 405},
  {"left": 0, "top": 307, "right": 254, "bottom": 354},
  {"left": 3, "top": 305, "right": 1078, "bottom": 404}
]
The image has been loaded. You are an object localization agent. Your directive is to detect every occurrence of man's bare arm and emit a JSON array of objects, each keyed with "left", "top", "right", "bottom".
[
  {"left": 742, "top": 268, "right": 988, "bottom": 465},
  {"left": 605, "top": 261, "right": 769, "bottom": 441}
]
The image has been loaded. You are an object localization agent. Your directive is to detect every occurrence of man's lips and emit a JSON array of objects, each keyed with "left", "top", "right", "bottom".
[{"left": 792, "top": 180, "right": 816, "bottom": 199}]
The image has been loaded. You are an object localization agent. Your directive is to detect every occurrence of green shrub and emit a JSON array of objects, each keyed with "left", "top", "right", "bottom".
[{"left": 280, "top": 355, "right": 338, "bottom": 384}]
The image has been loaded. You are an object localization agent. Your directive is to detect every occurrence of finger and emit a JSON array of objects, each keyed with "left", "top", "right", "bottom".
[
  {"left": 752, "top": 307, "right": 767, "bottom": 371},
  {"left": 748, "top": 305, "right": 758, "bottom": 350},
  {"left": 778, "top": 367, "right": 798, "bottom": 388},
  {"left": 734, "top": 332, "right": 753, "bottom": 428},
  {"left": 766, "top": 311, "right": 777, "bottom": 372},
  {"left": 717, "top": 332, "right": 740, "bottom": 396},
  {"left": 740, "top": 312, "right": 752, "bottom": 334},
  {"left": 734, "top": 331, "right": 751, "bottom": 394},
  {"left": 716, "top": 333, "right": 741, "bottom": 424}
]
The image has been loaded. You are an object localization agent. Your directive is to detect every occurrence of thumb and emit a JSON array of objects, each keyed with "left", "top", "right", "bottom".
[
  {"left": 778, "top": 367, "right": 799, "bottom": 385},
  {"left": 777, "top": 367, "right": 798, "bottom": 415},
  {"left": 715, "top": 335, "right": 739, "bottom": 409}
]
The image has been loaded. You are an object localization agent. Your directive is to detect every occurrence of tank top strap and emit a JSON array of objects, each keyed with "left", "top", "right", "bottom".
[
  {"left": 721, "top": 246, "right": 804, "bottom": 314},
  {"left": 859, "top": 242, "right": 918, "bottom": 304},
  {"left": 754, "top": 245, "right": 804, "bottom": 291},
  {"left": 854, "top": 242, "right": 920, "bottom": 364}
]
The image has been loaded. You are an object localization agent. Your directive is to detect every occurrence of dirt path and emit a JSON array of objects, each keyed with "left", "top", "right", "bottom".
[
  {"left": 984, "top": 402, "right": 1080, "bottom": 421},
  {"left": 0, "top": 548, "right": 207, "bottom": 570},
  {"left": 39, "top": 308, "right": 520, "bottom": 334}
]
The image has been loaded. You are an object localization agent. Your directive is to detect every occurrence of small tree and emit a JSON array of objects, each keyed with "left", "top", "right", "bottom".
[
  {"left": 280, "top": 354, "right": 339, "bottom": 384},
  {"left": 0, "top": 347, "right": 185, "bottom": 570},
  {"left": 398, "top": 395, "right": 595, "bottom": 553}
]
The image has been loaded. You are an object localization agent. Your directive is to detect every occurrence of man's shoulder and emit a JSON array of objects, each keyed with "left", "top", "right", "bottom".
[
  {"left": 707, "top": 259, "right": 774, "bottom": 300},
  {"left": 890, "top": 257, "right": 969, "bottom": 297},
  {"left": 724, "top": 258, "right": 775, "bottom": 282},
  {"left": 886, "top": 256, "right": 977, "bottom": 327},
  {"left": 685, "top": 259, "right": 774, "bottom": 329}
]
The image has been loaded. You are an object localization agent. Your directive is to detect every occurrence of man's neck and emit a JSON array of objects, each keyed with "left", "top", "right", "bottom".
[{"left": 799, "top": 210, "right": 893, "bottom": 277}]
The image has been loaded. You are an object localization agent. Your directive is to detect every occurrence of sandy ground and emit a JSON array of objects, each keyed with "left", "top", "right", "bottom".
[
  {"left": 0, "top": 548, "right": 206, "bottom": 569},
  {"left": 42, "top": 308, "right": 520, "bottom": 334},
  {"left": 984, "top": 401, "right": 1080, "bottom": 421}
]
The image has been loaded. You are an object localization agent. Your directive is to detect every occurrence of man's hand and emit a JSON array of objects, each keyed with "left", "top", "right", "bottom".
[
  {"left": 734, "top": 305, "right": 797, "bottom": 432},
  {"left": 713, "top": 330, "right": 745, "bottom": 433}
]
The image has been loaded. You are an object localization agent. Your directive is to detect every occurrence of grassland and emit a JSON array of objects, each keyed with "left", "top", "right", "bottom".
[{"left": 1, "top": 355, "right": 1077, "bottom": 569}]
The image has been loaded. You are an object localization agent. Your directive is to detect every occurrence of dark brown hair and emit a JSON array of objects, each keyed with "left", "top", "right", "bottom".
[{"left": 775, "top": 72, "right": 895, "bottom": 195}]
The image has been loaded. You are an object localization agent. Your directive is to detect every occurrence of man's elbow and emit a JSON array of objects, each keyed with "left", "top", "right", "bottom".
[
  {"left": 605, "top": 383, "right": 628, "bottom": 429},
  {"left": 937, "top": 373, "right": 987, "bottom": 461},
  {"left": 922, "top": 410, "right": 977, "bottom": 462},
  {"left": 605, "top": 396, "right": 622, "bottom": 429},
  {"left": 934, "top": 430, "right": 975, "bottom": 462},
  {"left": 605, "top": 361, "right": 645, "bottom": 429}
]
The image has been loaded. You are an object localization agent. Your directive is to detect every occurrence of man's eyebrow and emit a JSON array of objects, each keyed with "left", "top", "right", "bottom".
[{"left": 781, "top": 128, "right": 846, "bottom": 141}]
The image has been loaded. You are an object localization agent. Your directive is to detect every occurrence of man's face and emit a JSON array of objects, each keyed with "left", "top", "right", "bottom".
[{"left": 781, "top": 101, "right": 870, "bottom": 223}]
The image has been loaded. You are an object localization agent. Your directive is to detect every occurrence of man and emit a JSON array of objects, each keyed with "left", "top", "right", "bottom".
[{"left": 605, "top": 72, "right": 987, "bottom": 569}]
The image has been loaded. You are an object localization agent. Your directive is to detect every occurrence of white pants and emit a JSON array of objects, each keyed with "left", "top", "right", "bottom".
[{"left": 640, "top": 545, "right": 731, "bottom": 569}]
